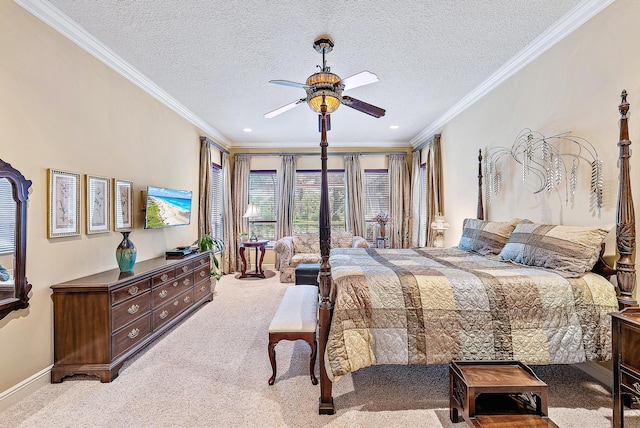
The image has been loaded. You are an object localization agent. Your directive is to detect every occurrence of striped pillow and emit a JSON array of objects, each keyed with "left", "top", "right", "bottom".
[
  {"left": 458, "top": 218, "right": 522, "bottom": 255},
  {"left": 498, "top": 223, "right": 613, "bottom": 275}
]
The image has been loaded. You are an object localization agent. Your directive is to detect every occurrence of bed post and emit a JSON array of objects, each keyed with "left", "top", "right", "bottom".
[
  {"left": 477, "top": 149, "right": 484, "bottom": 220},
  {"left": 616, "top": 90, "right": 637, "bottom": 309},
  {"left": 317, "top": 102, "right": 335, "bottom": 414}
]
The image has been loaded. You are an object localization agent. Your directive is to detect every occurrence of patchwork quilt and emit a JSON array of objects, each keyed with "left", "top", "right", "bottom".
[{"left": 325, "top": 247, "right": 618, "bottom": 381}]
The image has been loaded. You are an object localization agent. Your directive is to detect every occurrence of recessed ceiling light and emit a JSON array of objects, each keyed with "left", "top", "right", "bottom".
[
  {"left": 243, "top": 128, "right": 252, "bottom": 132},
  {"left": 390, "top": 125, "right": 399, "bottom": 129}
]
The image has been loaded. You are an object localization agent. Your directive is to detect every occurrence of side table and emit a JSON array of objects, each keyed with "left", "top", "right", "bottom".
[
  {"left": 612, "top": 307, "right": 640, "bottom": 428},
  {"left": 449, "top": 360, "right": 557, "bottom": 427},
  {"left": 239, "top": 240, "right": 268, "bottom": 279}
]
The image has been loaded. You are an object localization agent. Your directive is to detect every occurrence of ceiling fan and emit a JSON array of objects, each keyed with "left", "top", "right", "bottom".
[{"left": 264, "top": 37, "right": 386, "bottom": 123}]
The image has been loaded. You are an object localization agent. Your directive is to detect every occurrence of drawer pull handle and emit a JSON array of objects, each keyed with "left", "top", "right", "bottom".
[
  {"left": 200, "top": 271, "right": 207, "bottom": 278},
  {"left": 173, "top": 281, "right": 179, "bottom": 287},
  {"left": 159, "top": 310, "right": 169, "bottom": 319},
  {"left": 182, "top": 266, "right": 189, "bottom": 273},
  {"left": 200, "top": 285, "right": 206, "bottom": 292},
  {"left": 159, "top": 290, "right": 168, "bottom": 298},
  {"left": 183, "top": 278, "right": 190, "bottom": 286},
  {"left": 161, "top": 273, "right": 168, "bottom": 281},
  {"left": 173, "top": 301, "right": 179, "bottom": 306},
  {"left": 128, "top": 328, "right": 140, "bottom": 339},
  {"left": 200, "top": 259, "right": 206, "bottom": 265},
  {"left": 184, "top": 296, "right": 190, "bottom": 303},
  {"left": 634, "top": 382, "right": 640, "bottom": 394},
  {"left": 127, "top": 304, "right": 139, "bottom": 315},
  {"left": 128, "top": 285, "right": 139, "bottom": 296}
]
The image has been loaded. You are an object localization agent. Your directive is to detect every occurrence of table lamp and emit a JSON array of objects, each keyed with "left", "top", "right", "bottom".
[
  {"left": 430, "top": 213, "right": 449, "bottom": 248},
  {"left": 243, "top": 203, "right": 261, "bottom": 241}
]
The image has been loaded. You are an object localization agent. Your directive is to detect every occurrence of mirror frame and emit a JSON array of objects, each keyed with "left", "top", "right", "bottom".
[{"left": 0, "top": 159, "right": 32, "bottom": 321}]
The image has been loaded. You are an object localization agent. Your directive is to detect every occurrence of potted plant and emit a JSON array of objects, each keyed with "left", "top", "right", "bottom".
[
  {"left": 239, "top": 231, "right": 249, "bottom": 242},
  {"left": 193, "top": 233, "right": 225, "bottom": 280}
]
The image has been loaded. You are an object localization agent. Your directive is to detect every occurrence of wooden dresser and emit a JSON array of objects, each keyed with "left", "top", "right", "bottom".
[
  {"left": 612, "top": 307, "right": 640, "bottom": 428},
  {"left": 51, "top": 251, "right": 212, "bottom": 383}
]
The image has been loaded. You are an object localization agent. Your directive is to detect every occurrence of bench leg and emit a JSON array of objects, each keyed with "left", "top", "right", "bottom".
[
  {"left": 309, "top": 336, "right": 318, "bottom": 385},
  {"left": 268, "top": 339, "right": 278, "bottom": 385}
]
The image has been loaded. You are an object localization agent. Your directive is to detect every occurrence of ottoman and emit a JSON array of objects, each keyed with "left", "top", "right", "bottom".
[{"left": 295, "top": 263, "right": 320, "bottom": 286}]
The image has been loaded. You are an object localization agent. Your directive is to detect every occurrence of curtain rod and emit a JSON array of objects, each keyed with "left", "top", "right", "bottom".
[
  {"left": 200, "top": 136, "right": 230, "bottom": 154},
  {"left": 413, "top": 133, "right": 441, "bottom": 153},
  {"left": 233, "top": 151, "right": 408, "bottom": 157}
]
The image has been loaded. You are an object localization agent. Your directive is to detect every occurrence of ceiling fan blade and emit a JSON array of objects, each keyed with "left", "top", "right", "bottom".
[
  {"left": 264, "top": 98, "right": 306, "bottom": 119},
  {"left": 269, "top": 80, "right": 310, "bottom": 89},
  {"left": 341, "top": 71, "right": 379, "bottom": 91},
  {"left": 341, "top": 96, "right": 385, "bottom": 118}
]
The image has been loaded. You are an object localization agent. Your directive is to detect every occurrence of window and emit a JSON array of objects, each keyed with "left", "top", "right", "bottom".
[
  {"left": 364, "top": 169, "right": 389, "bottom": 242},
  {"left": 293, "top": 170, "right": 345, "bottom": 233},
  {"left": 419, "top": 164, "right": 427, "bottom": 247},
  {"left": 248, "top": 170, "right": 277, "bottom": 244},
  {"left": 210, "top": 164, "right": 224, "bottom": 241}
]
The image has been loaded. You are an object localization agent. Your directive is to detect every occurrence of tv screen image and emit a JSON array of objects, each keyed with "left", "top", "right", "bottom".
[{"left": 144, "top": 186, "right": 192, "bottom": 229}]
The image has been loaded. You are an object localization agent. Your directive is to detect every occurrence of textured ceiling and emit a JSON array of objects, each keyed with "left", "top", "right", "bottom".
[{"left": 42, "top": 0, "right": 591, "bottom": 148}]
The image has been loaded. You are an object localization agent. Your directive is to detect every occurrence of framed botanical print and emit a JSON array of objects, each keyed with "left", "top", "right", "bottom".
[
  {"left": 113, "top": 179, "right": 133, "bottom": 231},
  {"left": 48, "top": 169, "right": 81, "bottom": 238},
  {"left": 86, "top": 175, "right": 111, "bottom": 234}
]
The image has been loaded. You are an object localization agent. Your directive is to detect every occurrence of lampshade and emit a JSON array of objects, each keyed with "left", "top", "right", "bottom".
[
  {"left": 243, "top": 203, "right": 261, "bottom": 219},
  {"left": 306, "top": 72, "right": 342, "bottom": 114},
  {"left": 430, "top": 213, "right": 449, "bottom": 231}
]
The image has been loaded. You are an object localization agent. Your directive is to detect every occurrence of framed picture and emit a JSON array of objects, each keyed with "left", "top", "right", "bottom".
[
  {"left": 86, "top": 175, "right": 111, "bottom": 234},
  {"left": 113, "top": 179, "right": 133, "bottom": 231},
  {"left": 48, "top": 169, "right": 81, "bottom": 238}
]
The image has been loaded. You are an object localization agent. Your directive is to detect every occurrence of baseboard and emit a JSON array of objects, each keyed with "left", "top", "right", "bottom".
[
  {"left": 575, "top": 361, "right": 612, "bottom": 388},
  {"left": 0, "top": 365, "right": 52, "bottom": 412}
]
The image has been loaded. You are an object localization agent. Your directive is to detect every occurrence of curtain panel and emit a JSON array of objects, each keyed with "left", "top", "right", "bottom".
[
  {"left": 198, "top": 138, "right": 213, "bottom": 238},
  {"left": 232, "top": 155, "right": 251, "bottom": 271},
  {"left": 275, "top": 155, "right": 297, "bottom": 269},
  {"left": 221, "top": 153, "right": 235, "bottom": 273},
  {"left": 388, "top": 154, "right": 411, "bottom": 248},
  {"left": 344, "top": 154, "right": 366, "bottom": 237},
  {"left": 425, "top": 135, "right": 443, "bottom": 246},
  {"left": 410, "top": 151, "right": 422, "bottom": 247}
]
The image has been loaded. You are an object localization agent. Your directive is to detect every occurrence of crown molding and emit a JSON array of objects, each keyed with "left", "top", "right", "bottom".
[
  {"left": 410, "top": 0, "right": 616, "bottom": 147},
  {"left": 231, "top": 139, "right": 411, "bottom": 150},
  {"left": 15, "top": 0, "right": 231, "bottom": 148}
]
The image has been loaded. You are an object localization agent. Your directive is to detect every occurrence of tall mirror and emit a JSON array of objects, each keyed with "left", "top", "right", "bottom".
[{"left": 0, "top": 159, "right": 32, "bottom": 320}]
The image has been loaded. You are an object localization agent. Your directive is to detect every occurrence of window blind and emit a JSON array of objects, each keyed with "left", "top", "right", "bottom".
[
  {"left": 0, "top": 178, "right": 15, "bottom": 254},
  {"left": 249, "top": 170, "right": 277, "bottom": 243},
  {"left": 293, "top": 170, "right": 346, "bottom": 233},
  {"left": 364, "top": 169, "right": 389, "bottom": 242},
  {"left": 210, "top": 164, "right": 224, "bottom": 241}
]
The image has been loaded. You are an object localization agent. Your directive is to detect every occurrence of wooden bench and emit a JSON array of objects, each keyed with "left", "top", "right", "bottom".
[{"left": 268, "top": 285, "right": 318, "bottom": 385}]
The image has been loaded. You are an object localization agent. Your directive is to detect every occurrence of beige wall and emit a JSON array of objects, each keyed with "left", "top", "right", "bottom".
[
  {"left": 438, "top": 0, "right": 640, "bottom": 264},
  {"left": 0, "top": 1, "right": 213, "bottom": 396}
]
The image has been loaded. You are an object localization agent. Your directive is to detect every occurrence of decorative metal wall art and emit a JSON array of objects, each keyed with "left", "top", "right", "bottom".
[{"left": 484, "top": 129, "right": 603, "bottom": 216}]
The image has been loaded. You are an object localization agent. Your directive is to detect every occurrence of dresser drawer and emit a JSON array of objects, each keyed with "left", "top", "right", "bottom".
[
  {"left": 152, "top": 269, "right": 175, "bottom": 287},
  {"left": 152, "top": 272, "right": 193, "bottom": 307},
  {"left": 152, "top": 289, "right": 194, "bottom": 330},
  {"left": 194, "top": 254, "right": 210, "bottom": 270},
  {"left": 112, "top": 291, "right": 151, "bottom": 332},
  {"left": 175, "top": 260, "right": 193, "bottom": 276},
  {"left": 194, "top": 278, "right": 211, "bottom": 302},
  {"left": 111, "top": 279, "right": 151, "bottom": 306},
  {"left": 111, "top": 314, "right": 151, "bottom": 358},
  {"left": 194, "top": 264, "right": 210, "bottom": 284}
]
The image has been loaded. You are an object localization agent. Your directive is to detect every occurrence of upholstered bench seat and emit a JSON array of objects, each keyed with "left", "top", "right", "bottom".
[
  {"left": 295, "top": 263, "right": 320, "bottom": 286},
  {"left": 268, "top": 285, "right": 318, "bottom": 385}
]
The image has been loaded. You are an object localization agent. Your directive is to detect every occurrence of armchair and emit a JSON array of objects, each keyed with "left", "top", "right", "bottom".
[{"left": 274, "top": 231, "right": 369, "bottom": 283}]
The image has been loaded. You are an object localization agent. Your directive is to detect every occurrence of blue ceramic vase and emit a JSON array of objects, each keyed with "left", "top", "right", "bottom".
[{"left": 116, "top": 231, "right": 137, "bottom": 272}]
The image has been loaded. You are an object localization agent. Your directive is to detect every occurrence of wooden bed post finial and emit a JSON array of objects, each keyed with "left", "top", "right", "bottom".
[{"left": 616, "top": 89, "right": 637, "bottom": 309}]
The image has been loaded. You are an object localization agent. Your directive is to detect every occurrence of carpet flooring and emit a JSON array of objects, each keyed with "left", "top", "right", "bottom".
[{"left": 2, "top": 269, "right": 639, "bottom": 427}]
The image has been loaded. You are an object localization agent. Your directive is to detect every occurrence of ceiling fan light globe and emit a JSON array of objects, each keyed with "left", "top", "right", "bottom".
[{"left": 308, "top": 91, "right": 341, "bottom": 113}]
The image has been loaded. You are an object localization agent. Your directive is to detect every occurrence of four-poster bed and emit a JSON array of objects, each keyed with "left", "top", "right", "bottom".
[{"left": 315, "top": 91, "right": 637, "bottom": 414}]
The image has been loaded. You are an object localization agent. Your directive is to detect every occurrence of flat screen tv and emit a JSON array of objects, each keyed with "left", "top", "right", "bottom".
[{"left": 144, "top": 185, "right": 192, "bottom": 229}]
